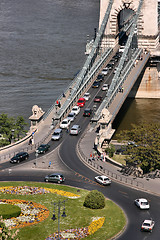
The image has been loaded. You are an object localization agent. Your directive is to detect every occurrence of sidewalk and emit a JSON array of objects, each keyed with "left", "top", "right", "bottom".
[{"left": 77, "top": 124, "right": 160, "bottom": 197}]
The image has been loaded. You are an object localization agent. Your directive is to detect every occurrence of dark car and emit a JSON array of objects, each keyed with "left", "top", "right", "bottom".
[
  {"left": 10, "top": 152, "right": 29, "bottom": 164},
  {"left": 83, "top": 108, "right": 92, "bottom": 117},
  {"left": 94, "top": 96, "right": 103, "bottom": 102},
  {"left": 96, "top": 74, "right": 104, "bottom": 81},
  {"left": 92, "top": 81, "right": 101, "bottom": 88},
  {"left": 44, "top": 173, "right": 65, "bottom": 184},
  {"left": 36, "top": 144, "right": 50, "bottom": 154}
]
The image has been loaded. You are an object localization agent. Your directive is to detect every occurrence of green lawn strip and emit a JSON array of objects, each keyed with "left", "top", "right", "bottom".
[
  {"left": 112, "top": 154, "right": 126, "bottom": 165},
  {"left": 0, "top": 182, "right": 126, "bottom": 240}
]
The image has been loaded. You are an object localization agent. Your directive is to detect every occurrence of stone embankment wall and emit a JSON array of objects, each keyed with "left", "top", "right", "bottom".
[{"left": 129, "top": 66, "right": 160, "bottom": 98}]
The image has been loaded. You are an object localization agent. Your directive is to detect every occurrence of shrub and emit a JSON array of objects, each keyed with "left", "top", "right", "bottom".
[
  {"left": 0, "top": 204, "right": 21, "bottom": 219},
  {"left": 83, "top": 190, "right": 105, "bottom": 209}
]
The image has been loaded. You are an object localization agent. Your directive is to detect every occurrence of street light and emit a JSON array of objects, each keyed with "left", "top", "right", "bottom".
[
  {"left": 97, "top": 133, "right": 100, "bottom": 147},
  {"left": 51, "top": 200, "right": 67, "bottom": 240}
]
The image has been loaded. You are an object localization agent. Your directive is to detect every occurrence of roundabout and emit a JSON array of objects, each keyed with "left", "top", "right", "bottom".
[{"left": 0, "top": 183, "right": 126, "bottom": 240}]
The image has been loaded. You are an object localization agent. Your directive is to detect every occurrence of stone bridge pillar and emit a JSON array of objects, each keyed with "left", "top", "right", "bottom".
[{"left": 99, "top": 0, "right": 159, "bottom": 52}]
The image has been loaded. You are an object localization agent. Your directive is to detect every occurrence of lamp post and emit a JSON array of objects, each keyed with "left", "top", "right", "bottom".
[
  {"left": 51, "top": 200, "right": 67, "bottom": 239},
  {"left": 97, "top": 133, "right": 100, "bottom": 147}
]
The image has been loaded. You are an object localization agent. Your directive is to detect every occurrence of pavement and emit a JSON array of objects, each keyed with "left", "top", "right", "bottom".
[{"left": 77, "top": 124, "right": 160, "bottom": 197}]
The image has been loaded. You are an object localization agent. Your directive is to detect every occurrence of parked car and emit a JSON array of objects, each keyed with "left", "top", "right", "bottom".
[
  {"left": 115, "top": 147, "right": 126, "bottom": 155},
  {"left": 83, "top": 108, "right": 92, "bottom": 117},
  {"left": 94, "top": 96, "right": 103, "bottom": 102},
  {"left": 102, "top": 83, "right": 109, "bottom": 91},
  {"left": 60, "top": 118, "right": 71, "bottom": 129},
  {"left": 51, "top": 128, "right": 63, "bottom": 140},
  {"left": 44, "top": 173, "right": 65, "bottom": 184},
  {"left": 83, "top": 92, "right": 90, "bottom": 101},
  {"left": 141, "top": 219, "right": 155, "bottom": 232},
  {"left": 36, "top": 144, "right": 50, "bottom": 154},
  {"left": 134, "top": 198, "right": 150, "bottom": 210},
  {"left": 95, "top": 175, "right": 111, "bottom": 186},
  {"left": 101, "top": 68, "right": 108, "bottom": 75},
  {"left": 92, "top": 81, "right": 101, "bottom": 88},
  {"left": 96, "top": 74, "right": 104, "bottom": 81},
  {"left": 67, "top": 112, "right": 76, "bottom": 122},
  {"left": 70, "top": 125, "right": 81, "bottom": 135},
  {"left": 77, "top": 97, "right": 86, "bottom": 107},
  {"left": 10, "top": 152, "right": 29, "bottom": 164},
  {"left": 71, "top": 106, "right": 80, "bottom": 115}
]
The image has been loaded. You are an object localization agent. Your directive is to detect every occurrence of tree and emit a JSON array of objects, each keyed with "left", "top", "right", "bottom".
[
  {"left": 14, "top": 116, "right": 28, "bottom": 140},
  {"left": 105, "top": 144, "right": 115, "bottom": 158},
  {"left": 117, "top": 122, "right": 160, "bottom": 174},
  {"left": 0, "top": 114, "right": 15, "bottom": 144},
  {"left": 0, "top": 114, "right": 28, "bottom": 147}
]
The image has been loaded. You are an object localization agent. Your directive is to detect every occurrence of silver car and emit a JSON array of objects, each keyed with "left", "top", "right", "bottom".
[
  {"left": 70, "top": 125, "right": 81, "bottom": 135},
  {"left": 44, "top": 173, "right": 65, "bottom": 184},
  {"left": 51, "top": 128, "right": 63, "bottom": 140}
]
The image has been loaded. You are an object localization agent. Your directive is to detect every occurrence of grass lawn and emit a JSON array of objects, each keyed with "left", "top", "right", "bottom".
[
  {"left": 0, "top": 182, "right": 126, "bottom": 240},
  {"left": 112, "top": 154, "right": 126, "bottom": 165}
]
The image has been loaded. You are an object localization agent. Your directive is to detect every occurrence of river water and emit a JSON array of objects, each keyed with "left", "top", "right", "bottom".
[{"left": 0, "top": 0, "right": 160, "bottom": 133}]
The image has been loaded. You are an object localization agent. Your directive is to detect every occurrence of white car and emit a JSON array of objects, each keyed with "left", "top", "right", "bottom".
[
  {"left": 83, "top": 92, "right": 90, "bottom": 101},
  {"left": 60, "top": 118, "right": 71, "bottom": 129},
  {"left": 141, "top": 219, "right": 155, "bottom": 232},
  {"left": 70, "top": 125, "right": 81, "bottom": 135},
  {"left": 95, "top": 175, "right": 111, "bottom": 186},
  {"left": 67, "top": 112, "right": 76, "bottom": 122},
  {"left": 71, "top": 106, "right": 80, "bottom": 115},
  {"left": 101, "top": 67, "right": 108, "bottom": 75},
  {"left": 51, "top": 128, "right": 63, "bottom": 140},
  {"left": 134, "top": 198, "right": 150, "bottom": 209},
  {"left": 102, "top": 83, "right": 108, "bottom": 91}
]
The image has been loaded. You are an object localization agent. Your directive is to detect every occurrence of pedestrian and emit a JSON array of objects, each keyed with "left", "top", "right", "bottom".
[
  {"left": 48, "top": 161, "right": 51, "bottom": 168},
  {"left": 121, "top": 87, "right": 124, "bottom": 93},
  {"left": 58, "top": 101, "right": 61, "bottom": 108},
  {"left": 63, "top": 92, "right": 65, "bottom": 98},
  {"left": 119, "top": 86, "right": 122, "bottom": 92},
  {"left": 28, "top": 138, "right": 32, "bottom": 145}
]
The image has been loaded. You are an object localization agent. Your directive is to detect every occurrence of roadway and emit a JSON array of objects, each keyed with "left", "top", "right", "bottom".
[{"left": 0, "top": 53, "right": 160, "bottom": 240}]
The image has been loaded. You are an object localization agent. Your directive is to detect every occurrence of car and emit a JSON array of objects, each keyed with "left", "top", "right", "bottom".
[
  {"left": 101, "top": 68, "right": 108, "bottom": 75},
  {"left": 44, "top": 173, "right": 65, "bottom": 184},
  {"left": 119, "top": 46, "right": 125, "bottom": 53},
  {"left": 92, "top": 81, "right": 101, "bottom": 88},
  {"left": 83, "top": 108, "right": 92, "bottom": 117},
  {"left": 77, "top": 97, "right": 86, "bottom": 107},
  {"left": 115, "top": 147, "right": 126, "bottom": 155},
  {"left": 70, "top": 124, "right": 81, "bottom": 135},
  {"left": 51, "top": 128, "right": 63, "bottom": 140},
  {"left": 134, "top": 198, "right": 150, "bottom": 209},
  {"left": 96, "top": 74, "right": 104, "bottom": 81},
  {"left": 106, "top": 63, "right": 113, "bottom": 70},
  {"left": 141, "top": 219, "right": 155, "bottom": 232},
  {"left": 95, "top": 175, "right": 111, "bottom": 186},
  {"left": 102, "top": 83, "right": 109, "bottom": 91},
  {"left": 36, "top": 144, "right": 50, "bottom": 154},
  {"left": 67, "top": 112, "right": 76, "bottom": 122},
  {"left": 94, "top": 96, "right": 103, "bottom": 102},
  {"left": 60, "top": 118, "right": 71, "bottom": 129},
  {"left": 10, "top": 152, "right": 29, "bottom": 164},
  {"left": 83, "top": 92, "right": 90, "bottom": 101},
  {"left": 71, "top": 106, "right": 80, "bottom": 115}
]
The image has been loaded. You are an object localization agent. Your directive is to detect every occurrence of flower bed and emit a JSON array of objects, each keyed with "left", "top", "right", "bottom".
[
  {"left": 45, "top": 217, "right": 105, "bottom": 239},
  {"left": 0, "top": 186, "right": 80, "bottom": 198},
  {"left": 0, "top": 199, "right": 49, "bottom": 229}
]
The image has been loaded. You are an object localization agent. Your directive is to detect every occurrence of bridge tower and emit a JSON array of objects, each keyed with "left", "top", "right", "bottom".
[{"left": 99, "top": 0, "right": 159, "bottom": 53}]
